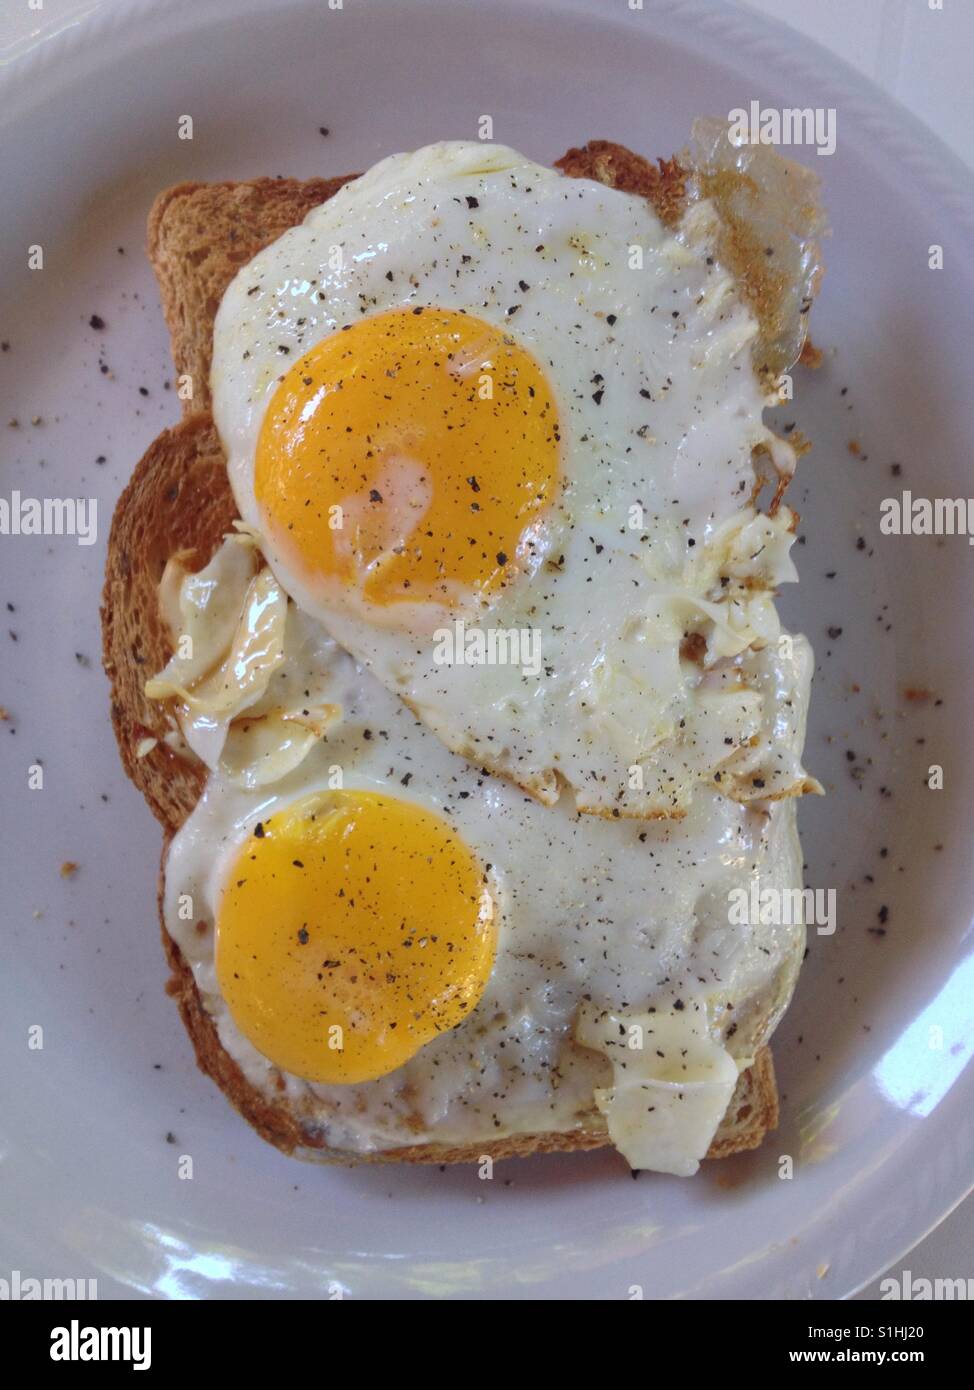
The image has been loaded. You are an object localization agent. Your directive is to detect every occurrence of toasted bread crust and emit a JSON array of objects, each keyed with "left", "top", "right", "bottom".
[
  {"left": 107, "top": 143, "right": 790, "bottom": 1166},
  {"left": 101, "top": 413, "right": 235, "bottom": 829},
  {"left": 555, "top": 139, "right": 689, "bottom": 226}
]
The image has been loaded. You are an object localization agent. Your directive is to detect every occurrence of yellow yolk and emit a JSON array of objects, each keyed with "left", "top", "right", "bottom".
[
  {"left": 215, "top": 790, "right": 496, "bottom": 1084},
  {"left": 255, "top": 307, "right": 560, "bottom": 610}
]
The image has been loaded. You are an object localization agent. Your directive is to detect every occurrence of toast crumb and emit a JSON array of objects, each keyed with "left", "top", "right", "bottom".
[{"left": 799, "top": 338, "right": 823, "bottom": 368}]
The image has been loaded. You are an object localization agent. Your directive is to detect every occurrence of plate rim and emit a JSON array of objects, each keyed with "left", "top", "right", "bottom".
[{"left": 1, "top": 0, "right": 972, "bottom": 1300}]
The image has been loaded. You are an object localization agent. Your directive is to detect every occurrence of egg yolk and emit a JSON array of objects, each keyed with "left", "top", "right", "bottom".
[
  {"left": 215, "top": 790, "right": 496, "bottom": 1084},
  {"left": 255, "top": 307, "right": 560, "bottom": 610}
]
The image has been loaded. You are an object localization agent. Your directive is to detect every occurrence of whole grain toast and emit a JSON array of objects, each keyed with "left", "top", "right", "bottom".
[{"left": 102, "top": 139, "right": 810, "bottom": 1165}]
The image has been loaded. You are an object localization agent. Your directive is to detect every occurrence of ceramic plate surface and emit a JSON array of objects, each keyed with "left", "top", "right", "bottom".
[{"left": 2, "top": 0, "right": 973, "bottom": 1299}]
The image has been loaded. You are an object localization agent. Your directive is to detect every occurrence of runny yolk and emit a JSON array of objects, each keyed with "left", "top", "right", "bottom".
[
  {"left": 255, "top": 306, "right": 560, "bottom": 610},
  {"left": 215, "top": 790, "right": 496, "bottom": 1084}
]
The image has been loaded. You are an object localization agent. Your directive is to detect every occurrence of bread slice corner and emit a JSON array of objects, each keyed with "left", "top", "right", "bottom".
[{"left": 148, "top": 173, "right": 357, "bottom": 416}]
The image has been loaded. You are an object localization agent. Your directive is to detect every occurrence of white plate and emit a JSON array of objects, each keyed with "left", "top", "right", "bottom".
[{"left": 2, "top": 0, "right": 973, "bottom": 1300}]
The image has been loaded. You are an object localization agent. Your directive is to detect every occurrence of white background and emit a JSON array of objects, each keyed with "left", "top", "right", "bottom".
[{"left": 1, "top": 0, "right": 971, "bottom": 1301}]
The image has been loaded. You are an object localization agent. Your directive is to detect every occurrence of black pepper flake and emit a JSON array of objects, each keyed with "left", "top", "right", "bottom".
[
  {"left": 89, "top": 315, "right": 106, "bottom": 330},
  {"left": 606, "top": 314, "right": 617, "bottom": 325},
  {"left": 369, "top": 488, "right": 383, "bottom": 503},
  {"left": 496, "top": 551, "right": 508, "bottom": 566},
  {"left": 465, "top": 195, "right": 479, "bottom": 209},
  {"left": 319, "top": 126, "right": 330, "bottom": 136},
  {"left": 401, "top": 772, "right": 413, "bottom": 786},
  {"left": 591, "top": 388, "right": 604, "bottom": 405},
  {"left": 253, "top": 822, "right": 265, "bottom": 838},
  {"left": 827, "top": 626, "right": 843, "bottom": 640},
  {"left": 297, "top": 927, "right": 310, "bottom": 944}
]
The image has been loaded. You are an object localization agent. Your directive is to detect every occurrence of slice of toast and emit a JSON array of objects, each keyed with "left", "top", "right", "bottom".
[
  {"left": 105, "top": 142, "right": 794, "bottom": 1165},
  {"left": 102, "top": 412, "right": 779, "bottom": 1164}
]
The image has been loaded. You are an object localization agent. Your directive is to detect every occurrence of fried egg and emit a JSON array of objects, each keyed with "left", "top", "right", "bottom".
[
  {"left": 214, "top": 787, "right": 496, "bottom": 1085},
  {"left": 212, "top": 140, "right": 817, "bottom": 817},
  {"left": 158, "top": 539, "right": 810, "bottom": 1173}
]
